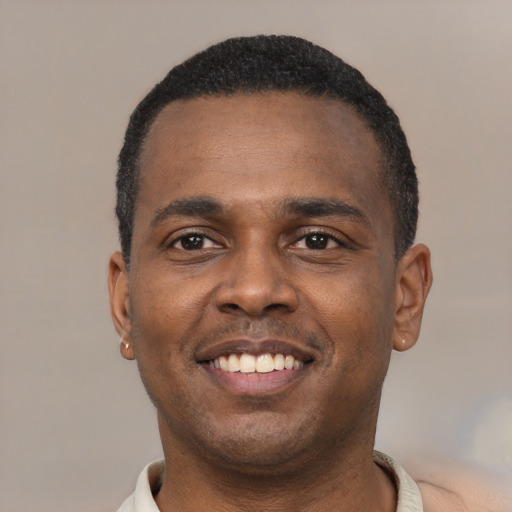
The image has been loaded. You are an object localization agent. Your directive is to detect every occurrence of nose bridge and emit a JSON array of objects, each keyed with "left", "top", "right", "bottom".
[{"left": 215, "top": 236, "right": 298, "bottom": 316}]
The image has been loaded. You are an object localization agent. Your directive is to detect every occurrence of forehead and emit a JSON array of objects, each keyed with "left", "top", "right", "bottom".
[
  {"left": 136, "top": 92, "right": 391, "bottom": 231},
  {"left": 141, "top": 92, "right": 383, "bottom": 172}
]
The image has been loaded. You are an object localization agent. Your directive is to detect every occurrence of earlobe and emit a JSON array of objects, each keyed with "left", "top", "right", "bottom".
[
  {"left": 119, "top": 335, "right": 135, "bottom": 360},
  {"left": 393, "top": 243, "right": 433, "bottom": 352},
  {"left": 108, "top": 251, "right": 135, "bottom": 360}
]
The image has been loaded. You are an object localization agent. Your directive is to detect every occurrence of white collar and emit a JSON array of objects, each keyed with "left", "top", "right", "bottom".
[{"left": 118, "top": 451, "right": 423, "bottom": 511}]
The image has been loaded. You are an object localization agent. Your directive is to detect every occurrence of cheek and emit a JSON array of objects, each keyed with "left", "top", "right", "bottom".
[
  {"left": 307, "top": 260, "right": 394, "bottom": 325},
  {"left": 130, "top": 264, "right": 211, "bottom": 336},
  {"left": 304, "top": 262, "right": 395, "bottom": 371},
  {"left": 127, "top": 280, "right": 200, "bottom": 412}
]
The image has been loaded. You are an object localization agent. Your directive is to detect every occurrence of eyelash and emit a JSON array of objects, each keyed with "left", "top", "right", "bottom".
[
  {"left": 168, "top": 230, "right": 221, "bottom": 251},
  {"left": 292, "top": 230, "right": 349, "bottom": 250},
  {"left": 167, "top": 228, "right": 349, "bottom": 252}
]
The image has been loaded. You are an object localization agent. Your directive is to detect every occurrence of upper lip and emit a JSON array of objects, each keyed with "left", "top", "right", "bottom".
[{"left": 195, "top": 338, "right": 317, "bottom": 363}]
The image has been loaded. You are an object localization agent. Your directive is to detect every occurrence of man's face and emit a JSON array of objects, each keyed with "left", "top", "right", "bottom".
[{"left": 115, "top": 92, "right": 401, "bottom": 471}]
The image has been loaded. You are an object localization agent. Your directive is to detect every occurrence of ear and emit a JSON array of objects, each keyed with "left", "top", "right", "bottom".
[
  {"left": 393, "top": 243, "right": 433, "bottom": 352},
  {"left": 108, "top": 251, "right": 135, "bottom": 360}
]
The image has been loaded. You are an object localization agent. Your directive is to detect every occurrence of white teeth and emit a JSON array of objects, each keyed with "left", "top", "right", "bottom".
[
  {"left": 240, "top": 353, "right": 256, "bottom": 373},
  {"left": 255, "top": 353, "right": 274, "bottom": 373},
  {"left": 211, "top": 353, "right": 306, "bottom": 373},
  {"left": 274, "top": 353, "right": 285, "bottom": 370},
  {"left": 219, "top": 355, "right": 229, "bottom": 371},
  {"left": 227, "top": 353, "right": 240, "bottom": 372}
]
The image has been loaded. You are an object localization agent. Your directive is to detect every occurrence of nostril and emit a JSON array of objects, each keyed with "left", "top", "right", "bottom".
[
  {"left": 220, "top": 301, "right": 294, "bottom": 317},
  {"left": 263, "top": 303, "right": 289, "bottom": 313},
  {"left": 215, "top": 277, "right": 299, "bottom": 317},
  {"left": 224, "top": 303, "right": 241, "bottom": 311}
]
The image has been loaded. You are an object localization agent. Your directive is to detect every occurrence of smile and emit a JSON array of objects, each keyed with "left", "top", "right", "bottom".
[
  {"left": 197, "top": 339, "right": 316, "bottom": 394},
  {"left": 209, "top": 353, "right": 305, "bottom": 373}
]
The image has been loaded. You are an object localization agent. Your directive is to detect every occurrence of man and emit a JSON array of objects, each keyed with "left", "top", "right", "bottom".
[{"left": 108, "top": 35, "right": 435, "bottom": 511}]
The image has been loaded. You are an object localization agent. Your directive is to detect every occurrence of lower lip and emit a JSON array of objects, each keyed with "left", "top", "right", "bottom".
[{"left": 202, "top": 365, "right": 309, "bottom": 396}]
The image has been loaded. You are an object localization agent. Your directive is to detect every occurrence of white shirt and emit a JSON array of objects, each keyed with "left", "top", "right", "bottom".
[{"left": 117, "top": 450, "right": 423, "bottom": 512}]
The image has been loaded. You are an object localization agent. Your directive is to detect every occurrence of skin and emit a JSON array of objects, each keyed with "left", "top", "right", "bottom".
[{"left": 109, "top": 92, "right": 432, "bottom": 511}]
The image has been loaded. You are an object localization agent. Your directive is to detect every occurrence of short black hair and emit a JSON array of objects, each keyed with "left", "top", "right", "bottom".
[{"left": 116, "top": 35, "right": 418, "bottom": 265}]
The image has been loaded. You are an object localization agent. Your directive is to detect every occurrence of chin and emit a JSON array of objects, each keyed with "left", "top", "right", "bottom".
[
  {"left": 166, "top": 409, "right": 319, "bottom": 473},
  {"left": 206, "top": 436, "right": 312, "bottom": 475}
]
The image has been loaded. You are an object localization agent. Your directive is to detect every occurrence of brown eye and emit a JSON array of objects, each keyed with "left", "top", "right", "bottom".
[
  {"left": 304, "top": 234, "right": 329, "bottom": 249},
  {"left": 291, "top": 232, "right": 343, "bottom": 251},
  {"left": 180, "top": 234, "right": 205, "bottom": 250},
  {"left": 173, "top": 234, "right": 219, "bottom": 251}
]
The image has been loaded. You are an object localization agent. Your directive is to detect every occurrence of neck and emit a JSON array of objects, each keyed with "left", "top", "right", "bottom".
[{"left": 154, "top": 418, "right": 396, "bottom": 512}]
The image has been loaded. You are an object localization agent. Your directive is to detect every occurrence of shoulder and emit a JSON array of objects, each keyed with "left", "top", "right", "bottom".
[
  {"left": 417, "top": 480, "right": 471, "bottom": 512},
  {"left": 413, "top": 464, "right": 511, "bottom": 512},
  {"left": 117, "top": 460, "right": 164, "bottom": 512}
]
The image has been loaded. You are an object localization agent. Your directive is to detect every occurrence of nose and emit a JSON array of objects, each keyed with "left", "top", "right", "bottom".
[{"left": 214, "top": 245, "right": 299, "bottom": 317}]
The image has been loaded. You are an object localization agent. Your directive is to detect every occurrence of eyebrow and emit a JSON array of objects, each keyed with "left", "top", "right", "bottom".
[
  {"left": 151, "top": 196, "right": 223, "bottom": 227},
  {"left": 283, "top": 198, "right": 365, "bottom": 221},
  {"left": 150, "top": 195, "right": 366, "bottom": 227}
]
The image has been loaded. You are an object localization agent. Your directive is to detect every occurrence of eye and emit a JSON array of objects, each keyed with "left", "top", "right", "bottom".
[
  {"left": 171, "top": 233, "right": 219, "bottom": 251},
  {"left": 294, "top": 232, "right": 342, "bottom": 250}
]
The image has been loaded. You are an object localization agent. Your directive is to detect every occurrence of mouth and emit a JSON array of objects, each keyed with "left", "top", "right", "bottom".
[
  {"left": 208, "top": 352, "right": 307, "bottom": 373},
  {"left": 196, "top": 340, "right": 315, "bottom": 395}
]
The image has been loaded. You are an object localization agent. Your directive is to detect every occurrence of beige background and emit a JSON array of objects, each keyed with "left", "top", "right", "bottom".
[{"left": 1, "top": 1, "right": 511, "bottom": 511}]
